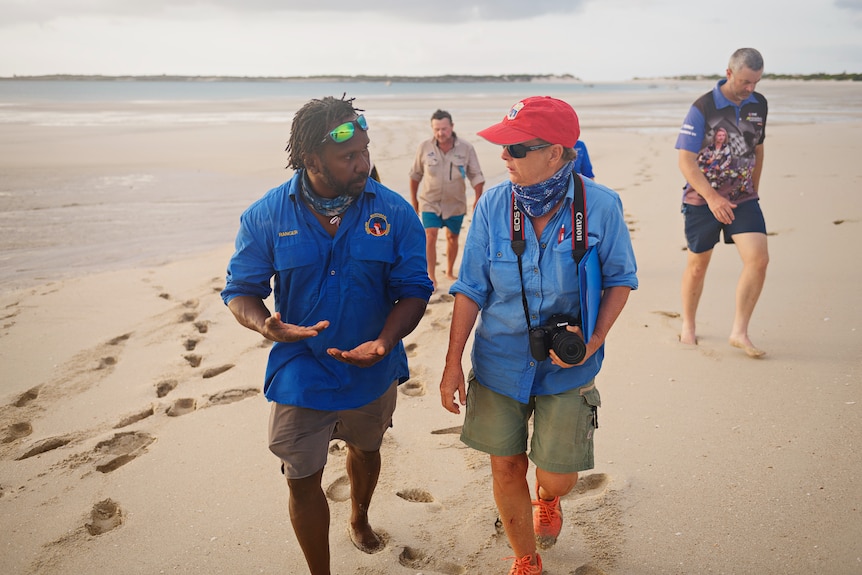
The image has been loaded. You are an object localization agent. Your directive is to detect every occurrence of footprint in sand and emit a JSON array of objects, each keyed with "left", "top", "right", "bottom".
[
  {"left": 85, "top": 499, "right": 123, "bottom": 535},
  {"left": 398, "top": 546, "right": 465, "bottom": 575},
  {"left": 404, "top": 342, "right": 419, "bottom": 358},
  {"left": 399, "top": 380, "right": 426, "bottom": 397},
  {"left": 205, "top": 387, "right": 259, "bottom": 407},
  {"left": 396, "top": 488, "right": 435, "bottom": 503},
  {"left": 155, "top": 379, "right": 178, "bottom": 398},
  {"left": 2, "top": 421, "right": 33, "bottom": 443},
  {"left": 184, "top": 354, "right": 202, "bottom": 368},
  {"left": 325, "top": 475, "right": 351, "bottom": 502},
  {"left": 114, "top": 406, "right": 155, "bottom": 429},
  {"left": 428, "top": 293, "right": 455, "bottom": 306},
  {"left": 575, "top": 565, "right": 610, "bottom": 575},
  {"left": 14, "top": 386, "right": 40, "bottom": 407},
  {"left": 568, "top": 472, "right": 610, "bottom": 499},
  {"left": 568, "top": 473, "right": 623, "bottom": 570},
  {"left": 16, "top": 435, "right": 74, "bottom": 460},
  {"left": 179, "top": 311, "right": 198, "bottom": 323},
  {"left": 96, "top": 356, "right": 118, "bottom": 370},
  {"left": 107, "top": 333, "right": 132, "bottom": 346},
  {"left": 431, "top": 425, "right": 462, "bottom": 435},
  {"left": 167, "top": 398, "right": 196, "bottom": 417},
  {"left": 202, "top": 364, "right": 234, "bottom": 379},
  {"left": 93, "top": 431, "right": 156, "bottom": 473},
  {"left": 193, "top": 320, "right": 209, "bottom": 334},
  {"left": 184, "top": 338, "right": 199, "bottom": 351}
]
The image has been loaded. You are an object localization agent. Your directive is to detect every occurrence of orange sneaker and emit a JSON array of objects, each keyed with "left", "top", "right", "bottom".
[
  {"left": 532, "top": 487, "right": 562, "bottom": 549},
  {"left": 507, "top": 553, "right": 542, "bottom": 575}
]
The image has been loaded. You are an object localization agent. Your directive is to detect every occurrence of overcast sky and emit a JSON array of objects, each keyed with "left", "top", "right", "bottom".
[{"left": 1, "top": 0, "right": 860, "bottom": 81}]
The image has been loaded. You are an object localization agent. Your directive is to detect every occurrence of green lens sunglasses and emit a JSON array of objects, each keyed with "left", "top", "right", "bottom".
[{"left": 322, "top": 115, "right": 368, "bottom": 144}]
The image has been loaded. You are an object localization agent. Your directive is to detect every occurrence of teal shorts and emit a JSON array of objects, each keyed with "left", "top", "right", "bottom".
[
  {"left": 421, "top": 212, "right": 465, "bottom": 235},
  {"left": 460, "top": 372, "right": 600, "bottom": 474}
]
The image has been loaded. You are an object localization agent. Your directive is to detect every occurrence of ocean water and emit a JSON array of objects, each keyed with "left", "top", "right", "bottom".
[{"left": 2, "top": 79, "right": 861, "bottom": 291}]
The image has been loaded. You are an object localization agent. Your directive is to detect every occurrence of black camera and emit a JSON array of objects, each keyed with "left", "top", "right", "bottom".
[{"left": 528, "top": 314, "right": 586, "bottom": 365}]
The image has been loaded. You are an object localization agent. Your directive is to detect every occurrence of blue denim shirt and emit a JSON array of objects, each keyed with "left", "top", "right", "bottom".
[
  {"left": 450, "top": 175, "right": 638, "bottom": 403},
  {"left": 222, "top": 173, "right": 433, "bottom": 410}
]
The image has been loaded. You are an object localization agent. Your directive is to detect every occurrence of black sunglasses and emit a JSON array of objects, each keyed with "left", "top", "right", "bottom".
[{"left": 504, "top": 142, "right": 552, "bottom": 159}]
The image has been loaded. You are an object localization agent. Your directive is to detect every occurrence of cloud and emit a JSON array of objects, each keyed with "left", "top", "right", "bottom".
[{"left": 0, "top": 0, "right": 587, "bottom": 26}]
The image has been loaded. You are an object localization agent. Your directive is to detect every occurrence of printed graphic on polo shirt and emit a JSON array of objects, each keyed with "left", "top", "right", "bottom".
[{"left": 697, "top": 109, "right": 763, "bottom": 201}]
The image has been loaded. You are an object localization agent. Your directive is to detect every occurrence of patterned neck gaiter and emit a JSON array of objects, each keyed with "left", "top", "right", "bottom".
[
  {"left": 299, "top": 170, "right": 357, "bottom": 217},
  {"left": 512, "top": 161, "right": 575, "bottom": 217}
]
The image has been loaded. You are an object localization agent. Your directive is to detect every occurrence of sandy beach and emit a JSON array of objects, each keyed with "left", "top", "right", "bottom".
[{"left": 1, "top": 81, "right": 861, "bottom": 574}]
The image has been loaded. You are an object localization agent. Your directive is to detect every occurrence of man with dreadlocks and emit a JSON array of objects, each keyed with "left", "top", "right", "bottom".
[{"left": 221, "top": 95, "right": 433, "bottom": 574}]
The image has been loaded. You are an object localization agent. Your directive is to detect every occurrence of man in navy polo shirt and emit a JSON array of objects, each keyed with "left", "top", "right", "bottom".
[{"left": 675, "top": 48, "right": 769, "bottom": 358}]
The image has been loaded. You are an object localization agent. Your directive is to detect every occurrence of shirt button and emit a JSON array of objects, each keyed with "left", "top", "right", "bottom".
[
  {"left": 496, "top": 252, "right": 503, "bottom": 258},
  {"left": 529, "top": 361, "right": 535, "bottom": 367},
  {"left": 541, "top": 242, "right": 547, "bottom": 249},
  {"left": 330, "top": 270, "right": 336, "bottom": 276}
]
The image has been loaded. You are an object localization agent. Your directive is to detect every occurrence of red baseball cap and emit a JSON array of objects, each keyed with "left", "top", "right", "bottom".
[{"left": 477, "top": 96, "right": 580, "bottom": 148}]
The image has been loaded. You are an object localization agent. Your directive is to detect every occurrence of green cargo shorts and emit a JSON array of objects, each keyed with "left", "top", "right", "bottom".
[{"left": 460, "top": 371, "right": 600, "bottom": 474}]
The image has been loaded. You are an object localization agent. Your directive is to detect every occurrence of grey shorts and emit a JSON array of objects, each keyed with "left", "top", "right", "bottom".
[
  {"left": 460, "top": 372, "right": 600, "bottom": 474},
  {"left": 268, "top": 382, "right": 397, "bottom": 479}
]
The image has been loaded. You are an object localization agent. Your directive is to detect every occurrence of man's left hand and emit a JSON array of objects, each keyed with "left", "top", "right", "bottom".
[{"left": 327, "top": 340, "right": 388, "bottom": 367}]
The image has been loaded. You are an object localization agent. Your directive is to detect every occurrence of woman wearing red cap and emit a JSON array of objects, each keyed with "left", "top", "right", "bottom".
[{"left": 439, "top": 96, "right": 638, "bottom": 574}]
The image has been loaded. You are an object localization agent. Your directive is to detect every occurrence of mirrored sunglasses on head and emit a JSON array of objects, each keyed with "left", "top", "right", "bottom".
[
  {"left": 504, "top": 142, "right": 552, "bottom": 159},
  {"left": 323, "top": 115, "right": 368, "bottom": 144}
]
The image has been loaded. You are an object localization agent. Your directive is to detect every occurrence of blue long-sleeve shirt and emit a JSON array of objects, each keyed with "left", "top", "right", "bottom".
[
  {"left": 221, "top": 173, "right": 433, "bottom": 410},
  {"left": 450, "top": 175, "right": 638, "bottom": 403}
]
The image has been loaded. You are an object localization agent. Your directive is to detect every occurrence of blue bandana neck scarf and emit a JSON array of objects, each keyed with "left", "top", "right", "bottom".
[
  {"left": 299, "top": 169, "right": 357, "bottom": 219},
  {"left": 512, "top": 161, "right": 575, "bottom": 218}
]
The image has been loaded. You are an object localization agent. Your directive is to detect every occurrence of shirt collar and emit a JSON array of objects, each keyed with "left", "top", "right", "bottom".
[
  {"left": 713, "top": 78, "right": 758, "bottom": 109},
  {"left": 286, "top": 171, "right": 377, "bottom": 200}
]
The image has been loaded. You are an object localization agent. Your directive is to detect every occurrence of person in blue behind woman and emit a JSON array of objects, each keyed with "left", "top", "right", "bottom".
[
  {"left": 221, "top": 95, "right": 433, "bottom": 575},
  {"left": 573, "top": 139, "right": 595, "bottom": 179},
  {"left": 439, "top": 96, "right": 637, "bottom": 575}
]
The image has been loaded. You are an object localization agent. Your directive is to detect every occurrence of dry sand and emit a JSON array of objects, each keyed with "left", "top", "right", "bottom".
[{"left": 1, "top": 81, "right": 861, "bottom": 574}]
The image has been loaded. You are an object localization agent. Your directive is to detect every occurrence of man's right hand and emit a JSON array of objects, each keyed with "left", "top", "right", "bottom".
[
  {"left": 705, "top": 195, "right": 738, "bottom": 225},
  {"left": 439, "top": 363, "right": 467, "bottom": 414},
  {"left": 262, "top": 312, "right": 329, "bottom": 343}
]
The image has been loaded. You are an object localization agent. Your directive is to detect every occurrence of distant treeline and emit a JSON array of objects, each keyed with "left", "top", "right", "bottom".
[
  {"left": 0, "top": 73, "right": 580, "bottom": 83},
  {"left": 3, "top": 72, "right": 859, "bottom": 82},
  {"left": 660, "top": 73, "right": 861, "bottom": 82}
]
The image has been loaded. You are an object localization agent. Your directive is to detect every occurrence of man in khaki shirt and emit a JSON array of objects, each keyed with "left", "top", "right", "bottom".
[{"left": 409, "top": 110, "right": 485, "bottom": 289}]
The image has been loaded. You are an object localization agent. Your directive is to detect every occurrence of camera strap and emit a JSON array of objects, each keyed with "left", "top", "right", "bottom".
[{"left": 510, "top": 174, "right": 587, "bottom": 331}]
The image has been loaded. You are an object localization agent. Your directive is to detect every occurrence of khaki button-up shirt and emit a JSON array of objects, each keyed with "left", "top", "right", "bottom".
[{"left": 409, "top": 136, "right": 485, "bottom": 219}]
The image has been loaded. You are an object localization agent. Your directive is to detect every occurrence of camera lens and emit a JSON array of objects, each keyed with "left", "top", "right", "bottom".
[{"left": 552, "top": 331, "right": 586, "bottom": 365}]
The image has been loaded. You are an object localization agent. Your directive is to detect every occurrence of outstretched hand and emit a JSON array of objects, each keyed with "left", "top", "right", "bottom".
[
  {"left": 327, "top": 339, "right": 388, "bottom": 368},
  {"left": 262, "top": 312, "right": 329, "bottom": 343}
]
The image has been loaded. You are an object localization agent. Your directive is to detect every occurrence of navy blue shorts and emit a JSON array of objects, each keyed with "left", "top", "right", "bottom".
[{"left": 682, "top": 199, "right": 766, "bottom": 253}]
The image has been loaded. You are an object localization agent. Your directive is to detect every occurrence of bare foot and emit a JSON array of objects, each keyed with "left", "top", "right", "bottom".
[
  {"left": 445, "top": 272, "right": 458, "bottom": 281},
  {"left": 729, "top": 337, "right": 766, "bottom": 358},
  {"left": 348, "top": 522, "right": 386, "bottom": 554},
  {"left": 679, "top": 330, "right": 698, "bottom": 345}
]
